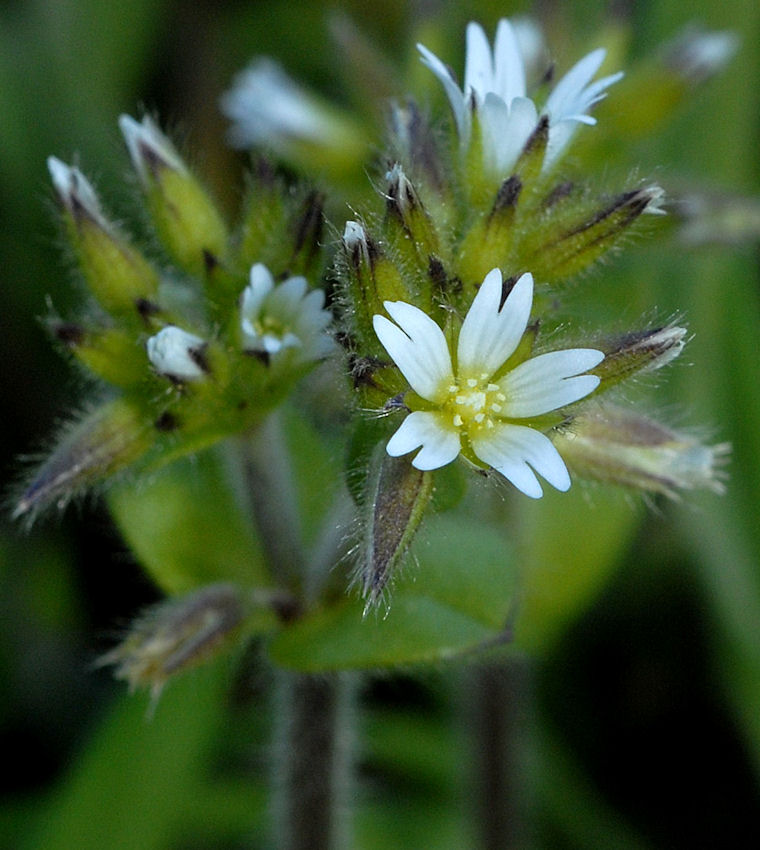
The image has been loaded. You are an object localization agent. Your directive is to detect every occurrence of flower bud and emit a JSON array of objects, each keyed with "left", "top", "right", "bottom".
[
  {"left": 458, "top": 175, "right": 523, "bottom": 284},
  {"left": 100, "top": 583, "right": 246, "bottom": 701},
  {"left": 147, "top": 326, "right": 208, "bottom": 381},
  {"left": 384, "top": 164, "right": 440, "bottom": 278},
  {"left": 593, "top": 325, "right": 687, "bottom": 389},
  {"left": 358, "top": 449, "right": 434, "bottom": 611},
  {"left": 13, "top": 399, "right": 152, "bottom": 522},
  {"left": 341, "top": 220, "right": 408, "bottom": 354},
  {"left": 47, "top": 157, "right": 159, "bottom": 317},
  {"left": 524, "top": 185, "right": 665, "bottom": 282},
  {"left": 555, "top": 407, "right": 728, "bottom": 497},
  {"left": 119, "top": 115, "right": 229, "bottom": 275}
]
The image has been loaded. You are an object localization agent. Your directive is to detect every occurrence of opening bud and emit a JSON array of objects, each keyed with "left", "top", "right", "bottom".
[
  {"left": 341, "top": 220, "right": 408, "bottom": 355},
  {"left": 147, "top": 326, "right": 208, "bottom": 381},
  {"left": 555, "top": 407, "right": 729, "bottom": 498},
  {"left": 47, "top": 157, "right": 159, "bottom": 316},
  {"left": 119, "top": 114, "right": 229, "bottom": 275}
]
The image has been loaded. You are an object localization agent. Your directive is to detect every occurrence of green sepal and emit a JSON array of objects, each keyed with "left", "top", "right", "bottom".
[
  {"left": 48, "top": 321, "right": 148, "bottom": 388},
  {"left": 14, "top": 398, "right": 153, "bottom": 522},
  {"left": 65, "top": 213, "right": 160, "bottom": 320},
  {"left": 521, "top": 187, "right": 660, "bottom": 282},
  {"left": 146, "top": 167, "right": 229, "bottom": 277},
  {"left": 359, "top": 449, "right": 435, "bottom": 609}
]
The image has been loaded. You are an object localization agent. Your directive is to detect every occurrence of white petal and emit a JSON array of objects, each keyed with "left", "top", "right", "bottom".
[
  {"left": 493, "top": 19, "right": 526, "bottom": 103},
  {"left": 465, "top": 22, "right": 495, "bottom": 98},
  {"left": 472, "top": 424, "right": 571, "bottom": 497},
  {"left": 386, "top": 411, "right": 461, "bottom": 470},
  {"left": 266, "top": 275, "right": 308, "bottom": 316},
  {"left": 373, "top": 302, "right": 453, "bottom": 402},
  {"left": 481, "top": 95, "right": 537, "bottom": 175},
  {"left": 417, "top": 43, "right": 469, "bottom": 140},
  {"left": 544, "top": 49, "right": 606, "bottom": 122},
  {"left": 457, "top": 270, "right": 533, "bottom": 379},
  {"left": 249, "top": 262, "right": 275, "bottom": 298},
  {"left": 499, "top": 349, "right": 604, "bottom": 417}
]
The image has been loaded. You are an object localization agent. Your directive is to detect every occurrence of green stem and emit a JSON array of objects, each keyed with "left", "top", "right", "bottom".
[
  {"left": 273, "top": 671, "right": 356, "bottom": 850},
  {"left": 237, "top": 412, "right": 305, "bottom": 593},
  {"left": 471, "top": 659, "right": 530, "bottom": 850}
]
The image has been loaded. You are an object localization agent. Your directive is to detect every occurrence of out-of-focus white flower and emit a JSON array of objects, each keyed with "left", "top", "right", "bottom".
[
  {"left": 666, "top": 27, "right": 739, "bottom": 83},
  {"left": 373, "top": 268, "right": 604, "bottom": 498},
  {"left": 147, "top": 326, "right": 207, "bottom": 381},
  {"left": 418, "top": 18, "right": 622, "bottom": 175},
  {"left": 240, "top": 263, "right": 333, "bottom": 365},
  {"left": 221, "top": 59, "right": 337, "bottom": 150}
]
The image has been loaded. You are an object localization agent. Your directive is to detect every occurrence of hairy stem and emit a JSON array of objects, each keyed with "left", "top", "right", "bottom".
[
  {"left": 237, "top": 412, "right": 305, "bottom": 593},
  {"left": 273, "top": 671, "right": 356, "bottom": 850},
  {"left": 471, "top": 660, "right": 530, "bottom": 850}
]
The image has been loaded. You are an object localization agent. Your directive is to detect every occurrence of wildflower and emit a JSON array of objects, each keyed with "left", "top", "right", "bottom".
[
  {"left": 240, "top": 263, "right": 333, "bottom": 364},
  {"left": 372, "top": 268, "right": 603, "bottom": 498},
  {"left": 221, "top": 59, "right": 337, "bottom": 150},
  {"left": 418, "top": 18, "right": 622, "bottom": 175},
  {"left": 147, "top": 326, "right": 207, "bottom": 380},
  {"left": 220, "top": 59, "right": 368, "bottom": 182},
  {"left": 665, "top": 27, "right": 739, "bottom": 84}
]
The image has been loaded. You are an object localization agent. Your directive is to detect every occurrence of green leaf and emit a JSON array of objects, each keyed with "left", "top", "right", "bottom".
[
  {"left": 108, "top": 445, "right": 270, "bottom": 594},
  {"left": 268, "top": 512, "right": 515, "bottom": 671}
]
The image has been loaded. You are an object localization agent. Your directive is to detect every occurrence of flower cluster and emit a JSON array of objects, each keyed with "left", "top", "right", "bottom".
[
  {"left": 17, "top": 115, "right": 333, "bottom": 520},
  {"left": 20, "top": 13, "right": 731, "bottom": 643}
]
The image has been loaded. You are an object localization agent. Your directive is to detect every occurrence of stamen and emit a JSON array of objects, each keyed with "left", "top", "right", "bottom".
[
  {"left": 474, "top": 413, "right": 485, "bottom": 423},
  {"left": 491, "top": 403, "right": 502, "bottom": 413},
  {"left": 467, "top": 378, "right": 478, "bottom": 388},
  {"left": 453, "top": 414, "right": 463, "bottom": 427}
]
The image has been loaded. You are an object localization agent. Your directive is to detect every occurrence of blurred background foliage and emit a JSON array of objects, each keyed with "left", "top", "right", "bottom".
[{"left": 1, "top": 0, "right": 759, "bottom": 847}]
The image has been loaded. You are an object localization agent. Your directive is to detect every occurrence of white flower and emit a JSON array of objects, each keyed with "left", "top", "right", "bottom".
[
  {"left": 119, "top": 115, "right": 188, "bottom": 186},
  {"left": 221, "top": 59, "right": 337, "bottom": 150},
  {"left": 418, "top": 19, "right": 622, "bottom": 175},
  {"left": 240, "top": 263, "right": 333, "bottom": 364},
  {"left": 372, "top": 269, "right": 604, "bottom": 498},
  {"left": 147, "top": 326, "right": 207, "bottom": 381}
]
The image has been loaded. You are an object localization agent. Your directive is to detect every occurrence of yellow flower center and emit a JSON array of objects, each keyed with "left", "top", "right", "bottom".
[{"left": 444, "top": 373, "right": 506, "bottom": 433}]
